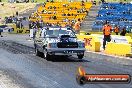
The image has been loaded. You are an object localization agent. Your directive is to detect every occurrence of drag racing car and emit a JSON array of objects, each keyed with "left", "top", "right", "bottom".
[{"left": 34, "top": 27, "right": 85, "bottom": 60}]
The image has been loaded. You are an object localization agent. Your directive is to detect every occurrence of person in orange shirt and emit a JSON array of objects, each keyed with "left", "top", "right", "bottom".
[
  {"left": 102, "top": 22, "right": 112, "bottom": 50},
  {"left": 74, "top": 18, "right": 81, "bottom": 34},
  {"left": 114, "top": 25, "right": 119, "bottom": 35}
]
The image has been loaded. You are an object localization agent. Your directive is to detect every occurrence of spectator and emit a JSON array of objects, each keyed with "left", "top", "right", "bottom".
[
  {"left": 56, "top": 22, "right": 61, "bottom": 27},
  {"left": 16, "top": 11, "right": 19, "bottom": 16},
  {"left": 65, "top": 18, "right": 69, "bottom": 22},
  {"left": 114, "top": 25, "right": 119, "bottom": 35},
  {"left": 42, "top": 3, "right": 46, "bottom": 7},
  {"left": 74, "top": 7, "right": 77, "bottom": 10},
  {"left": 77, "top": 9, "right": 81, "bottom": 13},
  {"left": 29, "top": 21, "right": 33, "bottom": 29},
  {"left": 42, "top": 10, "right": 47, "bottom": 14},
  {"left": 67, "top": 13, "right": 71, "bottom": 16},
  {"left": 62, "top": 13, "right": 66, "bottom": 16},
  {"left": 81, "top": 0, "right": 85, "bottom": 6},
  {"left": 53, "top": 6, "right": 56, "bottom": 9},
  {"left": 48, "top": 11, "right": 52, "bottom": 14},
  {"left": 120, "top": 27, "right": 127, "bottom": 36},
  {"left": 49, "top": 23, "right": 52, "bottom": 27},
  {"left": 46, "top": 22, "right": 49, "bottom": 27},
  {"left": 48, "top": 6, "right": 52, "bottom": 9},
  {"left": 53, "top": 11, "right": 56, "bottom": 14},
  {"left": 106, "top": 12, "right": 111, "bottom": 15},
  {"left": 93, "top": 0, "right": 96, "bottom": 5},
  {"left": 51, "top": 0, "right": 54, "bottom": 3},
  {"left": 66, "top": 20, "right": 72, "bottom": 29},
  {"left": 123, "top": 11, "right": 126, "bottom": 14},
  {"left": 101, "top": 0, "right": 105, "bottom": 4},
  {"left": 52, "top": 23, "right": 55, "bottom": 27},
  {"left": 85, "top": 10, "right": 89, "bottom": 15},
  {"left": 33, "top": 26, "right": 38, "bottom": 39},
  {"left": 12, "top": 16, "right": 16, "bottom": 23},
  {"left": 5, "top": 17, "right": 8, "bottom": 24},
  {"left": 36, "top": 21, "right": 40, "bottom": 28},
  {"left": 39, "top": 20, "right": 44, "bottom": 28},
  {"left": 52, "top": 15, "right": 57, "bottom": 20},
  {"left": 74, "top": 18, "right": 81, "bottom": 34},
  {"left": 0, "top": 28, "right": 3, "bottom": 37},
  {"left": 102, "top": 22, "right": 112, "bottom": 50},
  {"left": 63, "top": 4, "right": 67, "bottom": 7}
]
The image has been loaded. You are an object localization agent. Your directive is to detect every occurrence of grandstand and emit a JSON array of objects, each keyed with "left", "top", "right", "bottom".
[
  {"left": 29, "top": 2, "right": 92, "bottom": 27},
  {"left": 1, "top": 1, "right": 132, "bottom": 34},
  {"left": 92, "top": 2, "right": 132, "bottom": 32}
]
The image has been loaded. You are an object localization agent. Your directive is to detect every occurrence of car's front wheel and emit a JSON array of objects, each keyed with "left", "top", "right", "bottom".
[
  {"left": 77, "top": 53, "right": 84, "bottom": 59},
  {"left": 43, "top": 49, "right": 51, "bottom": 60},
  {"left": 35, "top": 48, "right": 41, "bottom": 56}
]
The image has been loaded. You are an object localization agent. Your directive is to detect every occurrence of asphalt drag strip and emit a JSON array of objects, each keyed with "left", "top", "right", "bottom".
[{"left": 0, "top": 40, "right": 132, "bottom": 88}]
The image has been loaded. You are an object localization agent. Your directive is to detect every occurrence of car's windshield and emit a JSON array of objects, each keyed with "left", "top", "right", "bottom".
[{"left": 45, "top": 29, "right": 76, "bottom": 37}]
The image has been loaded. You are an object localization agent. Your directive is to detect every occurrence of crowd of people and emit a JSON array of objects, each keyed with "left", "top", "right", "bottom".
[
  {"left": 5, "top": 16, "right": 18, "bottom": 24},
  {"left": 5, "top": 16, "right": 29, "bottom": 29},
  {"left": 29, "top": 18, "right": 80, "bottom": 30}
]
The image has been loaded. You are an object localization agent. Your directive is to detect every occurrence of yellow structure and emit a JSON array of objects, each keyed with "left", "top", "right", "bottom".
[
  {"left": 105, "top": 42, "right": 131, "bottom": 56},
  {"left": 125, "top": 36, "right": 132, "bottom": 45},
  {"left": 7, "top": 23, "right": 30, "bottom": 34},
  {"left": 77, "top": 33, "right": 132, "bottom": 56},
  {"left": 76, "top": 34, "right": 101, "bottom": 52}
]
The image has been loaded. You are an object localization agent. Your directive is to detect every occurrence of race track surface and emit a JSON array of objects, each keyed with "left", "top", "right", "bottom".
[{"left": 0, "top": 40, "right": 132, "bottom": 88}]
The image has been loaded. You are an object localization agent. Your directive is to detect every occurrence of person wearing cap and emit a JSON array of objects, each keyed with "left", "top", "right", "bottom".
[{"left": 102, "top": 22, "right": 112, "bottom": 50}]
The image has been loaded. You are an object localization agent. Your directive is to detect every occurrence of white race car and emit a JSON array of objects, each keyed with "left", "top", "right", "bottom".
[{"left": 34, "top": 27, "right": 85, "bottom": 60}]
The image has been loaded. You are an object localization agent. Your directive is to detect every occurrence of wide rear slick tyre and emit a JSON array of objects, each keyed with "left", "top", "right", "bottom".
[
  {"left": 77, "top": 53, "right": 84, "bottom": 59},
  {"left": 77, "top": 54, "right": 84, "bottom": 59}
]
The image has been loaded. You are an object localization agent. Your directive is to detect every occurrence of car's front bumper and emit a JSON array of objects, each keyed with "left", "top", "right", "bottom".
[{"left": 46, "top": 48, "right": 85, "bottom": 55}]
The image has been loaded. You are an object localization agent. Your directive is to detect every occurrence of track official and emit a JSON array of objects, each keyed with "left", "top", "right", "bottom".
[
  {"left": 102, "top": 23, "right": 112, "bottom": 50},
  {"left": 74, "top": 18, "right": 81, "bottom": 34},
  {"left": 114, "top": 25, "right": 119, "bottom": 35}
]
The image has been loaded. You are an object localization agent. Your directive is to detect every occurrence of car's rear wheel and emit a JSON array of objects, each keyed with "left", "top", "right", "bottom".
[{"left": 43, "top": 49, "right": 51, "bottom": 60}]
